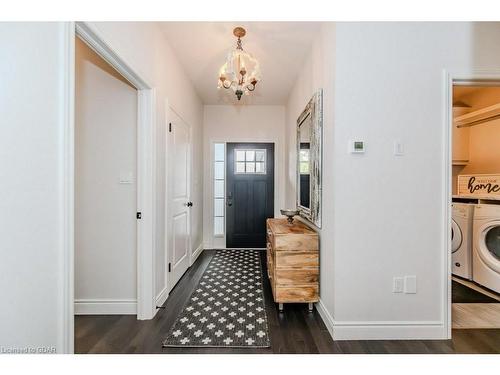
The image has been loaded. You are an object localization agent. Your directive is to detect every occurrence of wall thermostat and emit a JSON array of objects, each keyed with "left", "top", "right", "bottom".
[{"left": 349, "top": 140, "right": 365, "bottom": 153}]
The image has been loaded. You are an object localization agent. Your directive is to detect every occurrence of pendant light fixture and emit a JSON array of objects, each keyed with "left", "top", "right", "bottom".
[{"left": 217, "top": 27, "right": 261, "bottom": 100}]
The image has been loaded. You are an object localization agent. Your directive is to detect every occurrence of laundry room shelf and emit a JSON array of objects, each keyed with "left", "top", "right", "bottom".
[
  {"left": 452, "top": 194, "right": 500, "bottom": 204},
  {"left": 454, "top": 103, "right": 500, "bottom": 128}
]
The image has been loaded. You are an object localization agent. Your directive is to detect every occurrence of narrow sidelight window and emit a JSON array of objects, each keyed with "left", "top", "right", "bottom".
[{"left": 213, "top": 143, "right": 225, "bottom": 236}]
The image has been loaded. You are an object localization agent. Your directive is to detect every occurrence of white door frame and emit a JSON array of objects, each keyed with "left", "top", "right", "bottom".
[
  {"left": 61, "top": 22, "right": 157, "bottom": 353},
  {"left": 443, "top": 69, "right": 500, "bottom": 339},
  {"left": 206, "top": 138, "right": 280, "bottom": 249}
]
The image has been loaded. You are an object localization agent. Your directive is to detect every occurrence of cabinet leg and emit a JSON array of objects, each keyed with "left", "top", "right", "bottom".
[
  {"left": 308, "top": 303, "right": 314, "bottom": 312},
  {"left": 278, "top": 303, "right": 284, "bottom": 312}
]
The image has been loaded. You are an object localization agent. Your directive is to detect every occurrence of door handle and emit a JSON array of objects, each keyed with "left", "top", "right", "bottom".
[
  {"left": 185, "top": 201, "right": 193, "bottom": 207},
  {"left": 227, "top": 192, "right": 232, "bottom": 207}
]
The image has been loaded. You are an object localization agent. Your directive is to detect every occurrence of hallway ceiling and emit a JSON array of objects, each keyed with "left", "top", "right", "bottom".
[{"left": 160, "top": 22, "right": 322, "bottom": 105}]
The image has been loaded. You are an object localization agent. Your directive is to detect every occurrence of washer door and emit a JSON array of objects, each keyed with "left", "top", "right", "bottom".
[
  {"left": 451, "top": 219, "right": 462, "bottom": 253},
  {"left": 478, "top": 221, "right": 500, "bottom": 274}
]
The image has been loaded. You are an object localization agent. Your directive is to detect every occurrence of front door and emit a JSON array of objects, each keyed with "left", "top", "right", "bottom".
[
  {"left": 167, "top": 110, "right": 191, "bottom": 291},
  {"left": 226, "top": 143, "right": 274, "bottom": 248}
]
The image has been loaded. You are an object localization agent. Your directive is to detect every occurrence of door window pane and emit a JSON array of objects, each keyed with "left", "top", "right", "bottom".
[
  {"left": 255, "top": 150, "right": 265, "bottom": 162},
  {"left": 236, "top": 150, "right": 246, "bottom": 161},
  {"left": 246, "top": 162, "right": 255, "bottom": 173},
  {"left": 255, "top": 162, "right": 265, "bottom": 173},
  {"left": 234, "top": 149, "right": 266, "bottom": 174},
  {"left": 236, "top": 162, "right": 246, "bottom": 173}
]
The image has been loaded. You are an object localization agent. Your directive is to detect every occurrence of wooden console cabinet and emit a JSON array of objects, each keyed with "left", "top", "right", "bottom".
[{"left": 266, "top": 218, "right": 319, "bottom": 312}]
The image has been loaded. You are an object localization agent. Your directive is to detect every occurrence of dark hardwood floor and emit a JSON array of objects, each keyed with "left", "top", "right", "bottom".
[{"left": 75, "top": 250, "right": 500, "bottom": 354}]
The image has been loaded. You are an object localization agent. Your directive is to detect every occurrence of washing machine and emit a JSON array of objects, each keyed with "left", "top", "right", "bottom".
[
  {"left": 472, "top": 204, "right": 500, "bottom": 294},
  {"left": 452, "top": 203, "right": 474, "bottom": 280}
]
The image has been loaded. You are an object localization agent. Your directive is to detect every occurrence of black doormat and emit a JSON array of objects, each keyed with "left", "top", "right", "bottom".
[
  {"left": 162, "top": 250, "right": 270, "bottom": 348},
  {"left": 452, "top": 280, "right": 499, "bottom": 303}
]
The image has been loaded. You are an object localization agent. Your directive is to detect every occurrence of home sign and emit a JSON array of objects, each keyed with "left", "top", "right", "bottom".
[{"left": 458, "top": 174, "right": 500, "bottom": 196}]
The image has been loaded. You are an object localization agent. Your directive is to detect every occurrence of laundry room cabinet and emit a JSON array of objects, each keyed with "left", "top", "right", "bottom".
[{"left": 266, "top": 218, "right": 319, "bottom": 312}]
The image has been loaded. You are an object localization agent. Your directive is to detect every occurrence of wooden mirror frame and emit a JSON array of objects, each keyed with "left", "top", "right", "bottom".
[{"left": 296, "top": 90, "right": 323, "bottom": 228}]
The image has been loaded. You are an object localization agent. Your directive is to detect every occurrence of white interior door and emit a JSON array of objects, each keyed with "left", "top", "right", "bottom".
[{"left": 167, "top": 109, "right": 192, "bottom": 291}]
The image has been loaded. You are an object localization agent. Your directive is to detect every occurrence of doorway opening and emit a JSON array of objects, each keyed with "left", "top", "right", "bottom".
[
  {"left": 449, "top": 79, "right": 500, "bottom": 332},
  {"left": 225, "top": 142, "right": 275, "bottom": 249},
  {"left": 74, "top": 36, "right": 138, "bottom": 316},
  {"left": 64, "top": 22, "right": 157, "bottom": 353}
]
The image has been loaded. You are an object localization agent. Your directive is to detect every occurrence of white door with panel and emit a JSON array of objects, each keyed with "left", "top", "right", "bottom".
[{"left": 167, "top": 109, "right": 192, "bottom": 291}]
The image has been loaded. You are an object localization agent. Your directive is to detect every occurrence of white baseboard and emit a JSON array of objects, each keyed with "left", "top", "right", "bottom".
[
  {"left": 74, "top": 299, "right": 137, "bottom": 315},
  {"left": 332, "top": 320, "right": 446, "bottom": 340},
  {"left": 155, "top": 285, "right": 169, "bottom": 308},
  {"left": 190, "top": 243, "right": 204, "bottom": 266},
  {"left": 315, "top": 299, "right": 335, "bottom": 339},
  {"left": 315, "top": 299, "right": 446, "bottom": 340}
]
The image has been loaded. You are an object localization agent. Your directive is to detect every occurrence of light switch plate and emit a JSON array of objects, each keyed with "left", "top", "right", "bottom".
[
  {"left": 404, "top": 275, "right": 417, "bottom": 294},
  {"left": 393, "top": 277, "right": 404, "bottom": 293},
  {"left": 394, "top": 141, "right": 404, "bottom": 156},
  {"left": 119, "top": 171, "right": 134, "bottom": 184}
]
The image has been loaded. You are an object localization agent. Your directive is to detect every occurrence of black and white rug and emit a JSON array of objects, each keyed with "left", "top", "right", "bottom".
[{"left": 162, "top": 250, "right": 270, "bottom": 348}]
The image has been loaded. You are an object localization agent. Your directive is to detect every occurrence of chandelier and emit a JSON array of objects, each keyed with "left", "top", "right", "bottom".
[{"left": 217, "top": 27, "right": 261, "bottom": 101}]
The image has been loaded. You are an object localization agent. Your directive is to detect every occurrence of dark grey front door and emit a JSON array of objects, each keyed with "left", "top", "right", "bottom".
[{"left": 226, "top": 143, "right": 274, "bottom": 248}]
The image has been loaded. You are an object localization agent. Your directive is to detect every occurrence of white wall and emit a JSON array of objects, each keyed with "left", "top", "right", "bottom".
[
  {"left": 287, "top": 22, "right": 500, "bottom": 340},
  {"left": 284, "top": 22, "right": 336, "bottom": 332},
  {"left": 331, "top": 22, "right": 500, "bottom": 339},
  {"left": 0, "top": 22, "right": 203, "bottom": 352},
  {"left": 0, "top": 23, "right": 69, "bottom": 353},
  {"left": 203, "top": 105, "right": 286, "bottom": 248},
  {"left": 86, "top": 22, "right": 204, "bottom": 306},
  {"left": 75, "top": 39, "right": 138, "bottom": 314}
]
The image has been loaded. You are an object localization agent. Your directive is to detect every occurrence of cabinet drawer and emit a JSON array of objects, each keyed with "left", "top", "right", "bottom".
[
  {"left": 275, "top": 251, "right": 318, "bottom": 268},
  {"left": 275, "top": 285, "right": 319, "bottom": 303},
  {"left": 274, "top": 235, "right": 318, "bottom": 251},
  {"left": 275, "top": 268, "right": 319, "bottom": 285}
]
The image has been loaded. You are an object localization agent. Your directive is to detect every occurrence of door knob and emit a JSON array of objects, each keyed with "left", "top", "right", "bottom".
[{"left": 186, "top": 201, "right": 193, "bottom": 207}]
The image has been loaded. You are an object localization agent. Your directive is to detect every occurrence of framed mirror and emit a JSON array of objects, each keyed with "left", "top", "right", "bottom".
[{"left": 296, "top": 90, "right": 322, "bottom": 228}]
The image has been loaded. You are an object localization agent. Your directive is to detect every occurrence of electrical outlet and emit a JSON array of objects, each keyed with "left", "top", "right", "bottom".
[
  {"left": 404, "top": 275, "right": 417, "bottom": 294},
  {"left": 393, "top": 277, "right": 404, "bottom": 293}
]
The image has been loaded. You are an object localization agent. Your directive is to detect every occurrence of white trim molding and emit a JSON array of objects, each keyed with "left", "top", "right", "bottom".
[
  {"left": 332, "top": 321, "right": 446, "bottom": 341},
  {"left": 442, "top": 69, "right": 500, "bottom": 340},
  {"left": 75, "top": 299, "right": 137, "bottom": 315},
  {"left": 315, "top": 299, "right": 446, "bottom": 341},
  {"left": 59, "top": 21, "right": 76, "bottom": 355},
  {"left": 74, "top": 22, "right": 157, "bottom": 322},
  {"left": 190, "top": 243, "right": 204, "bottom": 266},
  {"left": 315, "top": 299, "right": 334, "bottom": 339},
  {"left": 155, "top": 286, "right": 169, "bottom": 308}
]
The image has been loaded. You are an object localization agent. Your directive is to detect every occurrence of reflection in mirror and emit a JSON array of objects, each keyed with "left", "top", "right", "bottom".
[
  {"left": 298, "top": 114, "right": 312, "bottom": 209},
  {"left": 296, "top": 90, "right": 322, "bottom": 228}
]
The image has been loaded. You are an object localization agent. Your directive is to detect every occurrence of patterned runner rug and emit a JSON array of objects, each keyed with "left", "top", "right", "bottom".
[{"left": 162, "top": 249, "right": 271, "bottom": 348}]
